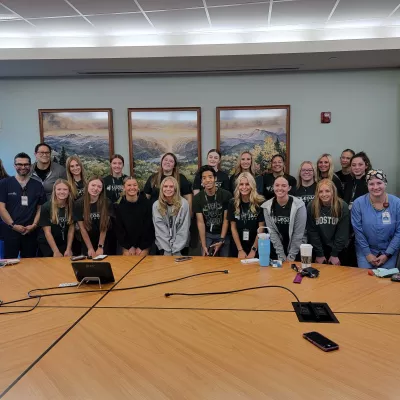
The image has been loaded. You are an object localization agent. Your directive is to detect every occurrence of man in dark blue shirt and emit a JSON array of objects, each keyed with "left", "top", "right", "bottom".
[{"left": 0, "top": 152, "right": 46, "bottom": 258}]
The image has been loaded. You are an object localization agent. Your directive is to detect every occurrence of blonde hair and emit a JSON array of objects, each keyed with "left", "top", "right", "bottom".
[
  {"left": 311, "top": 179, "right": 342, "bottom": 220},
  {"left": 233, "top": 151, "right": 256, "bottom": 176},
  {"left": 316, "top": 153, "right": 335, "bottom": 181},
  {"left": 157, "top": 176, "right": 182, "bottom": 217},
  {"left": 50, "top": 179, "right": 73, "bottom": 225},
  {"left": 66, "top": 156, "right": 86, "bottom": 199},
  {"left": 116, "top": 176, "right": 139, "bottom": 204},
  {"left": 297, "top": 161, "right": 317, "bottom": 189},
  {"left": 233, "top": 172, "right": 265, "bottom": 215}
]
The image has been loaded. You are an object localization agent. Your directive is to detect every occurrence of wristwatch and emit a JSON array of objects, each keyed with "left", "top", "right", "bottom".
[
  {"left": 9, "top": 222, "right": 15, "bottom": 229},
  {"left": 251, "top": 246, "right": 257, "bottom": 252},
  {"left": 98, "top": 244, "right": 104, "bottom": 249},
  {"left": 384, "top": 252, "right": 392, "bottom": 259}
]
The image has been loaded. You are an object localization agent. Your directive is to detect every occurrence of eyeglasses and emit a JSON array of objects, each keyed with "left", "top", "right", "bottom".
[
  {"left": 301, "top": 169, "right": 314, "bottom": 173},
  {"left": 37, "top": 152, "right": 50, "bottom": 156},
  {"left": 15, "top": 163, "right": 31, "bottom": 167}
]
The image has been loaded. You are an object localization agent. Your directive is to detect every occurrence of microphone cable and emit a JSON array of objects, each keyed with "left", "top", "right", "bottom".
[
  {"left": 0, "top": 270, "right": 229, "bottom": 316},
  {"left": 165, "top": 285, "right": 301, "bottom": 304}
]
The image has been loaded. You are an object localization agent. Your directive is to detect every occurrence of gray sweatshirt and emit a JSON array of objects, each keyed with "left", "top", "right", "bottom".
[
  {"left": 30, "top": 162, "right": 67, "bottom": 200},
  {"left": 261, "top": 195, "right": 307, "bottom": 261},
  {"left": 152, "top": 197, "right": 190, "bottom": 256}
]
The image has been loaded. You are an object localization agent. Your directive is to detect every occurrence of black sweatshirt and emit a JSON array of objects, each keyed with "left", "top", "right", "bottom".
[
  {"left": 103, "top": 175, "right": 128, "bottom": 204},
  {"left": 113, "top": 194, "right": 154, "bottom": 250},
  {"left": 262, "top": 173, "right": 297, "bottom": 200},
  {"left": 343, "top": 176, "right": 368, "bottom": 206},
  {"left": 294, "top": 182, "right": 316, "bottom": 208},
  {"left": 306, "top": 201, "right": 349, "bottom": 258}
]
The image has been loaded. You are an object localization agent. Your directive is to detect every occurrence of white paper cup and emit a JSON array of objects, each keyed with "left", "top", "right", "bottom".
[{"left": 300, "top": 244, "right": 313, "bottom": 269}]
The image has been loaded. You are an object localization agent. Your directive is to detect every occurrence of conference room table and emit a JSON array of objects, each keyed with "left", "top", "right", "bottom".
[{"left": 0, "top": 256, "right": 399, "bottom": 399}]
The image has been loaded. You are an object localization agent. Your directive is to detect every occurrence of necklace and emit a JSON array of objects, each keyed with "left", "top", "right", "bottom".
[{"left": 369, "top": 194, "right": 388, "bottom": 211}]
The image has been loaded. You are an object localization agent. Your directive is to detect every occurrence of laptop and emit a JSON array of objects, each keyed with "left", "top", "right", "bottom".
[{"left": 71, "top": 261, "right": 115, "bottom": 284}]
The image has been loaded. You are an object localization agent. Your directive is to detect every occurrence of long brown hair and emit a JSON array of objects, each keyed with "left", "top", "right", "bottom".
[
  {"left": 151, "top": 153, "right": 180, "bottom": 189},
  {"left": 157, "top": 176, "right": 182, "bottom": 217},
  {"left": 311, "top": 179, "right": 342, "bottom": 220},
  {"left": 0, "top": 159, "right": 9, "bottom": 179},
  {"left": 233, "top": 172, "right": 265, "bottom": 215},
  {"left": 83, "top": 177, "right": 109, "bottom": 232},
  {"left": 66, "top": 156, "right": 86, "bottom": 199},
  {"left": 50, "top": 179, "right": 73, "bottom": 225},
  {"left": 233, "top": 151, "right": 256, "bottom": 176}
]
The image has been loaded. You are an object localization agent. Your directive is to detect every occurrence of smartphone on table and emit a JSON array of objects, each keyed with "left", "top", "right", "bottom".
[{"left": 303, "top": 331, "right": 339, "bottom": 352}]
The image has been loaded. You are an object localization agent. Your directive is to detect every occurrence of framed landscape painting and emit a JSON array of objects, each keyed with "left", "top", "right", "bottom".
[
  {"left": 39, "top": 109, "right": 114, "bottom": 179},
  {"left": 217, "top": 105, "right": 290, "bottom": 175},
  {"left": 128, "top": 107, "right": 201, "bottom": 188}
]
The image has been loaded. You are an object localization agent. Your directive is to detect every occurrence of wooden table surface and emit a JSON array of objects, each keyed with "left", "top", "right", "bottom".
[{"left": 1, "top": 255, "right": 400, "bottom": 399}]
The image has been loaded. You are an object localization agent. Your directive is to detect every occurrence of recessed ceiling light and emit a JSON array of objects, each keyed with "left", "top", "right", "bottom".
[{"left": 0, "top": 14, "right": 19, "bottom": 21}]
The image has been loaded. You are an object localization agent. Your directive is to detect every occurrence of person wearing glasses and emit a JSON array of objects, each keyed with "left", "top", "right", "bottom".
[
  {"left": 294, "top": 161, "right": 317, "bottom": 208},
  {"left": 30, "top": 143, "right": 66, "bottom": 200},
  {"left": 0, "top": 152, "right": 46, "bottom": 258}
]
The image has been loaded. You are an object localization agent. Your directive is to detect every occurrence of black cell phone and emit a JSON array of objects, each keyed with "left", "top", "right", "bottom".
[
  {"left": 303, "top": 331, "right": 339, "bottom": 352},
  {"left": 207, "top": 245, "right": 215, "bottom": 256},
  {"left": 174, "top": 256, "right": 193, "bottom": 263},
  {"left": 71, "top": 255, "right": 86, "bottom": 261}
]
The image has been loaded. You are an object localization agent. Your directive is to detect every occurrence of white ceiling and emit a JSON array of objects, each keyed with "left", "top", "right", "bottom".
[
  {"left": 1, "top": 0, "right": 400, "bottom": 36},
  {"left": 1, "top": 0, "right": 400, "bottom": 77}
]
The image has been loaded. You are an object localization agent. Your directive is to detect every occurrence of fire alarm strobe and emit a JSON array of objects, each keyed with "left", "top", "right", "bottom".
[{"left": 321, "top": 112, "right": 331, "bottom": 124}]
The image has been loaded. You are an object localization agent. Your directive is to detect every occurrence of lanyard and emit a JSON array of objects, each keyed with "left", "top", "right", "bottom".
[{"left": 205, "top": 189, "right": 217, "bottom": 203}]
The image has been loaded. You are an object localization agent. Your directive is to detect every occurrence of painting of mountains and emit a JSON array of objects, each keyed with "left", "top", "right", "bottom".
[
  {"left": 217, "top": 106, "right": 290, "bottom": 175},
  {"left": 129, "top": 108, "right": 201, "bottom": 187},
  {"left": 39, "top": 109, "right": 114, "bottom": 179}
]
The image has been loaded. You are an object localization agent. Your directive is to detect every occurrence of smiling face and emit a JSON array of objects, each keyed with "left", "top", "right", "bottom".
[
  {"left": 271, "top": 156, "right": 284, "bottom": 174},
  {"left": 300, "top": 163, "right": 314, "bottom": 183},
  {"left": 273, "top": 177, "right": 290, "bottom": 200},
  {"left": 240, "top": 153, "right": 252, "bottom": 171},
  {"left": 238, "top": 177, "right": 251, "bottom": 197},
  {"left": 318, "top": 156, "right": 330, "bottom": 173},
  {"left": 340, "top": 151, "right": 353, "bottom": 169},
  {"left": 351, "top": 157, "right": 367, "bottom": 178},
  {"left": 55, "top": 182, "right": 70, "bottom": 201},
  {"left": 14, "top": 157, "right": 31, "bottom": 177},
  {"left": 162, "top": 178, "right": 176, "bottom": 199},
  {"left": 368, "top": 177, "right": 386, "bottom": 198},
  {"left": 318, "top": 183, "right": 333, "bottom": 205},
  {"left": 88, "top": 179, "right": 103, "bottom": 198},
  {"left": 207, "top": 151, "right": 220, "bottom": 168},
  {"left": 124, "top": 179, "right": 139, "bottom": 197},
  {"left": 35, "top": 145, "right": 51, "bottom": 165},
  {"left": 201, "top": 170, "right": 216, "bottom": 191},
  {"left": 69, "top": 160, "right": 82, "bottom": 177},
  {"left": 162, "top": 155, "right": 175, "bottom": 174},
  {"left": 111, "top": 158, "right": 124, "bottom": 175}
]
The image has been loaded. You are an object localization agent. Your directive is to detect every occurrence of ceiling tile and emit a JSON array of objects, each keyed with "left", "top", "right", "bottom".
[
  {"left": 31, "top": 16, "right": 94, "bottom": 34},
  {"left": 271, "top": 0, "right": 336, "bottom": 26},
  {"left": 0, "top": 20, "right": 37, "bottom": 35},
  {"left": 209, "top": 3, "right": 269, "bottom": 29},
  {"left": 149, "top": 9, "right": 209, "bottom": 31},
  {"left": 68, "top": 0, "right": 140, "bottom": 15},
  {"left": 331, "top": 0, "right": 400, "bottom": 21},
  {"left": 0, "top": 0, "right": 79, "bottom": 18},
  {"left": 207, "top": 0, "right": 269, "bottom": 6},
  {"left": 87, "top": 13, "right": 154, "bottom": 34},
  {"left": 138, "top": 0, "right": 204, "bottom": 12}
]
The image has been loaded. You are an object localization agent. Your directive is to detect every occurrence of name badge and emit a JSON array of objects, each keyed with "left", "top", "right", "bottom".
[
  {"left": 243, "top": 229, "right": 250, "bottom": 241},
  {"left": 21, "top": 196, "right": 28, "bottom": 206},
  {"left": 382, "top": 211, "right": 391, "bottom": 224}
]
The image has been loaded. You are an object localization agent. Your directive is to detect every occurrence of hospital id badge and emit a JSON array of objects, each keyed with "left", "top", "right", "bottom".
[
  {"left": 21, "top": 196, "right": 28, "bottom": 206},
  {"left": 382, "top": 211, "right": 391, "bottom": 224},
  {"left": 243, "top": 229, "right": 250, "bottom": 241}
]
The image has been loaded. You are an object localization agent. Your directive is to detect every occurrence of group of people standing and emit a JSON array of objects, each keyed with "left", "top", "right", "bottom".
[{"left": 0, "top": 144, "right": 399, "bottom": 270}]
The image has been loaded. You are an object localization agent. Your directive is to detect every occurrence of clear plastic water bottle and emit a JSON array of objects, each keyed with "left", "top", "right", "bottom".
[{"left": 258, "top": 227, "right": 270, "bottom": 267}]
